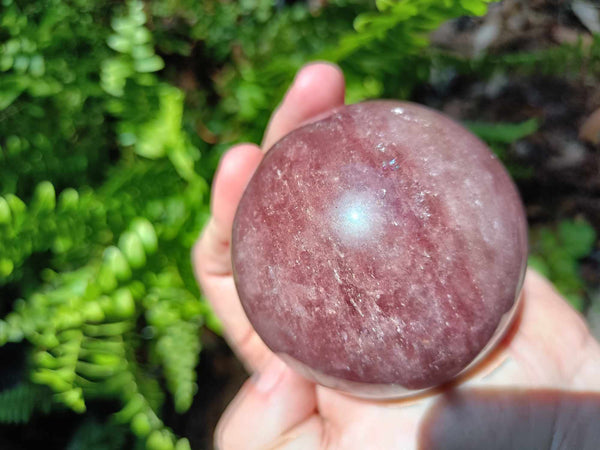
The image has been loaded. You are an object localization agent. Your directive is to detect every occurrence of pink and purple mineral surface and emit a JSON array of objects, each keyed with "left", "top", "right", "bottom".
[{"left": 232, "top": 101, "right": 528, "bottom": 397}]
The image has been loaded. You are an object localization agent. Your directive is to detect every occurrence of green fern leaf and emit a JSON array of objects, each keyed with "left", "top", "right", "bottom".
[
  {"left": 155, "top": 321, "right": 200, "bottom": 413},
  {"left": 0, "top": 383, "right": 53, "bottom": 424},
  {"left": 67, "top": 418, "right": 129, "bottom": 450}
]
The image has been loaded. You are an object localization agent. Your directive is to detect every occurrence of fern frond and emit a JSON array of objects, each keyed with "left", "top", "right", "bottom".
[
  {"left": 155, "top": 321, "right": 200, "bottom": 413},
  {"left": 66, "top": 418, "right": 129, "bottom": 450},
  {"left": 0, "top": 184, "right": 109, "bottom": 287},
  {"left": 0, "top": 382, "right": 53, "bottom": 424}
]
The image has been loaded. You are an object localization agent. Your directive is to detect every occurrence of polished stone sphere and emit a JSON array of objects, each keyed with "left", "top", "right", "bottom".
[{"left": 232, "top": 101, "right": 528, "bottom": 397}]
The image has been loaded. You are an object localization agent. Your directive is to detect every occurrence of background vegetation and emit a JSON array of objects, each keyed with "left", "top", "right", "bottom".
[{"left": 1, "top": 0, "right": 598, "bottom": 448}]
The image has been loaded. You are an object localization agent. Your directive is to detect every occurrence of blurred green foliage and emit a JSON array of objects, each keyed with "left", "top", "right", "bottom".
[
  {"left": 0, "top": 0, "right": 597, "bottom": 447},
  {"left": 529, "top": 219, "right": 597, "bottom": 311},
  {"left": 466, "top": 119, "right": 540, "bottom": 146},
  {"left": 438, "top": 33, "right": 600, "bottom": 79},
  {"left": 0, "top": 382, "right": 53, "bottom": 424},
  {"left": 0, "top": 0, "right": 212, "bottom": 447},
  {"left": 66, "top": 418, "right": 130, "bottom": 450},
  {"left": 466, "top": 118, "right": 539, "bottom": 178},
  {"left": 0, "top": 0, "right": 114, "bottom": 196}
]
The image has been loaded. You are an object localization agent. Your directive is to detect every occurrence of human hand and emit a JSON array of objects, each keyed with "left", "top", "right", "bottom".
[{"left": 193, "top": 63, "right": 600, "bottom": 449}]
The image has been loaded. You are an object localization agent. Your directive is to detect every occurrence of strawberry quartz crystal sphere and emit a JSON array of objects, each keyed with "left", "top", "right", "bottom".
[{"left": 232, "top": 101, "right": 528, "bottom": 398}]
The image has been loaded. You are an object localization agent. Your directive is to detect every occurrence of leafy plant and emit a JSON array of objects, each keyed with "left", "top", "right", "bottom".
[
  {"left": 529, "top": 219, "right": 597, "bottom": 311},
  {"left": 66, "top": 418, "right": 130, "bottom": 450},
  {"left": 0, "top": 382, "right": 53, "bottom": 424},
  {"left": 0, "top": 0, "right": 114, "bottom": 197},
  {"left": 465, "top": 119, "right": 540, "bottom": 145},
  {"left": 1, "top": 1, "right": 210, "bottom": 447},
  {"left": 465, "top": 118, "right": 539, "bottom": 178}
]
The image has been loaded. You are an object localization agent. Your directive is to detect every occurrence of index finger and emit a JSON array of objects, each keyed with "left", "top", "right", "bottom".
[{"left": 262, "top": 62, "right": 345, "bottom": 151}]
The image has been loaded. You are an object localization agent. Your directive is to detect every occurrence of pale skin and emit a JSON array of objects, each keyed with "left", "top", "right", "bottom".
[{"left": 192, "top": 63, "right": 600, "bottom": 450}]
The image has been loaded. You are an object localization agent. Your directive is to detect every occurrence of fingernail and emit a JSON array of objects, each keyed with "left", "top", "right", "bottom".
[{"left": 253, "top": 357, "right": 288, "bottom": 394}]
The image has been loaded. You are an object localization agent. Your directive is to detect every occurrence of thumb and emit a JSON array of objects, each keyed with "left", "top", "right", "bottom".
[{"left": 215, "top": 357, "right": 320, "bottom": 450}]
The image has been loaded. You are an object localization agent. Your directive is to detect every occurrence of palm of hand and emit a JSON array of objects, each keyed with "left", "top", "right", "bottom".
[{"left": 193, "top": 63, "right": 600, "bottom": 450}]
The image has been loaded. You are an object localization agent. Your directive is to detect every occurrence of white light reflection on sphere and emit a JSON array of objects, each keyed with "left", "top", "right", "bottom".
[{"left": 331, "top": 191, "right": 385, "bottom": 246}]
